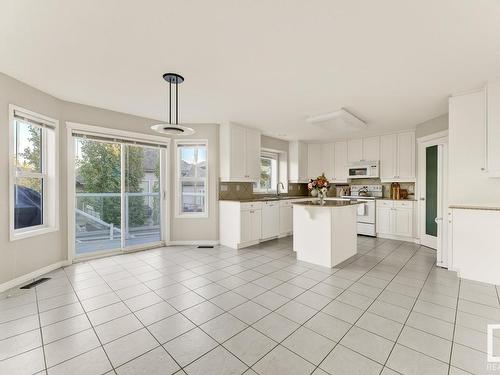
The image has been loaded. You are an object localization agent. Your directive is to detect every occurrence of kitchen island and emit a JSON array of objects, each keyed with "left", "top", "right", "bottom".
[{"left": 292, "top": 200, "right": 360, "bottom": 268}]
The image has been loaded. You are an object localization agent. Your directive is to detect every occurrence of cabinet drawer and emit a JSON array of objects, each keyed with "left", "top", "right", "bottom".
[
  {"left": 394, "top": 201, "right": 414, "bottom": 209},
  {"left": 376, "top": 200, "right": 394, "bottom": 208},
  {"left": 241, "top": 202, "right": 263, "bottom": 211},
  {"left": 280, "top": 200, "right": 292, "bottom": 207}
]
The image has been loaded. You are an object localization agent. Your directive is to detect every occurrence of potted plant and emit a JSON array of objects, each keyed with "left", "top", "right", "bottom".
[{"left": 308, "top": 173, "right": 330, "bottom": 205}]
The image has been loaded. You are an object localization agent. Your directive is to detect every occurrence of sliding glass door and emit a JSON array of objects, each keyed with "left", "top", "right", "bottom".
[{"left": 73, "top": 135, "right": 166, "bottom": 257}]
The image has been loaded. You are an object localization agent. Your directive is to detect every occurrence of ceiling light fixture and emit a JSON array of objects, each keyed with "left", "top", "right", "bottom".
[{"left": 150, "top": 73, "right": 195, "bottom": 135}]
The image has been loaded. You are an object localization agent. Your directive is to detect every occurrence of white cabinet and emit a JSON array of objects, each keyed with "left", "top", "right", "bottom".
[
  {"left": 279, "top": 200, "right": 293, "bottom": 235},
  {"left": 347, "top": 139, "right": 363, "bottom": 163},
  {"left": 320, "top": 143, "right": 335, "bottom": 181},
  {"left": 220, "top": 122, "right": 261, "bottom": 182},
  {"left": 262, "top": 201, "right": 280, "bottom": 239},
  {"left": 376, "top": 200, "right": 414, "bottom": 239},
  {"left": 289, "top": 141, "right": 308, "bottom": 182},
  {"left": 380, "top": 132, "right": 415, "bottom": 182},
  {"left": 487, "top": 82, "right": 500, "bottom": 177},
  {"left": 307, "top": 144, "right": 322, "bottom": 179},
  {"left": 333, "top": 141, "right": 348, "bottom": 183},
  {"left": 363, "top": 136, "right": 380, "bottom": 161},
  {"left": 220, "top": 201, "right": 262, "bottom": 249}
]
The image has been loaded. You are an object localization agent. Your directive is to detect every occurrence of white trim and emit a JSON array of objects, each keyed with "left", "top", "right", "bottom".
[
  {"left": 9, "top": 104, "right": 60, "bottom": 242},
  {"left": 66, "top": 122, "right": 171, "bottom": 146},
  {"left": 174, "top": 139, "right": 209, "bottom": 218},
  {"left": 376, "top": 233, "right": 420, "bottom": 244},
  {"left": 416, "top": 130, "right": 449, "bottom": 143},
  {"left": 0, "top": 260, "right": 71, "bottom": 294},
  {"left": 167, "top": 240, "right": 220, "bottom": 246}
]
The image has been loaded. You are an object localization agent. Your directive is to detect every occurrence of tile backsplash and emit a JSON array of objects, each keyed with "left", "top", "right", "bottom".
[
  {"left": 218, "top": 179, "right": 415, "bottom": 200},
  {"left": 218, "top": 182, "right": 310, "bottom": 200}
]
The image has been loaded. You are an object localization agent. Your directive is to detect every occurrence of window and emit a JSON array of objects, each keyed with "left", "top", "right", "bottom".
[
  {"left": 9, "top": 105, "right": 58, "bottom": 240},
  {"left": 255, "top": 151, "right": 279, "bottom": 193},
  {"left": 176, "top": 141, "right": 208, "bottom": 217}
]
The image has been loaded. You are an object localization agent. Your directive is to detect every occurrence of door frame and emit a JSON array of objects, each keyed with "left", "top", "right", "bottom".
[
  {"left": 417, "top": 130, "right": 448, "bottom": 266},
  {"left": 66, "top": 122, "right": 171, "bottom": 262}
]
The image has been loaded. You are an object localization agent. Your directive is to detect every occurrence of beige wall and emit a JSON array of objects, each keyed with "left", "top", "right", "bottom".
[
  {"left": 415, "top": 113, "right": 448, "bottom": 139},
  {"left": 261, "top": 135, "right": 288, "bottom": 152},
  {"left": 0, "top": 73, "right": 219, "bottom": 286}
]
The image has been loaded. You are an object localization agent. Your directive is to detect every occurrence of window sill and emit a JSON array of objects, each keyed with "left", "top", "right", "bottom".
[
  {"left": 10, "top": 225, "right": 59, "bottom": 242},
  {"left": 175, "top": 213, "right": 209, "bottom": 219}
]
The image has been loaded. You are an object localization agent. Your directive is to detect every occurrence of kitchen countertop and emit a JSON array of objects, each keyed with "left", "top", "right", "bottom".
[
  {"left": 376, "top": 198, "right": 417, "bottom": 201},
  {"left": 292, "top": 200, "right": 362, "bottom": 207},
  {"left": 219, "top": 196, "right": 312, "bottom": 202}
]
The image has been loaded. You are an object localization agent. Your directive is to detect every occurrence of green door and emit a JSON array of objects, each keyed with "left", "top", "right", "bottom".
[{"left": 426, "top": 145, "right": 438, "bottom": 237}]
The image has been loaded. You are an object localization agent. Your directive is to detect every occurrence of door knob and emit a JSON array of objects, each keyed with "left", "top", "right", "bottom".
[{"left": 434, "top": 217, "right": 442, "bottom": 223}]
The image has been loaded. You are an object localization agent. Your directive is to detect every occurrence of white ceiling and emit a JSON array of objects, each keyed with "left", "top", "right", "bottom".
[{"left": 1, "top": 0, "right": 500, "bottom": 141}]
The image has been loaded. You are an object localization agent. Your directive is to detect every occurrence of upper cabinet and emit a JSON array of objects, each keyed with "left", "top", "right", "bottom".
[
  {"left": 289, "top": 141, "right": 308, "bottom": 182},
  {"left": 363, "top": 136, "right": 380, "bottom": 161},
  {"left": 333, "top": 141, "right": 348, "bottom": 183},
  {"left": 220, "top": 122, "right": 261, "bottom": 182},
  {"left": 347, "top": 139, "right": 363, "bottom": 163},
  {"left": 320, "top": 143, "right": 335, "bottom": 181},
  {"left": 347, "top": 136, "right": 380, "bottom": 163},
  {"left": 380, "top": 131, "right": 415, "bottom": 182},
  {"left": 307, "top": 144, "right": 322, "bottom": 179},
  {"left": 487, "top": 82, "right": 500, "bottom": 177}
]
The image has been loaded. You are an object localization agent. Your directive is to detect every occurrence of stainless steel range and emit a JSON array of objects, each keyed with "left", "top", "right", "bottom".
[{"left": 342, "top": 185, "right": 382, "bottom": 237}]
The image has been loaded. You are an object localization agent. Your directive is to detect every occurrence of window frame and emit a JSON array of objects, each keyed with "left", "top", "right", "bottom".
[
  {"left": 254, "top": 150, "right": 279, "bottom": 194},
  {"left": 175, "top": 139, "right": 209, "bottom": 218},
  {"left": 9, "top": 105, "right": 59, "bottom": 241}
]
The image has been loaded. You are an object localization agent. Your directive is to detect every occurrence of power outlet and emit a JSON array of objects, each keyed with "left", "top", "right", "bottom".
[
  {"left": 220, "top": 184, "right": 228, "bottom": 192},
  {"left": 236, "top": 185, "right": 240, "bottom": 191}
]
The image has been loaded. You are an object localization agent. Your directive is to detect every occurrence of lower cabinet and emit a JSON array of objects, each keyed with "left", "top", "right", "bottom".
[
  {"left": 240, "top": 208, "right": 262, "bottom": 243},
  {"left": 376, "top": 200, "right": 414, "bottom": 239}
]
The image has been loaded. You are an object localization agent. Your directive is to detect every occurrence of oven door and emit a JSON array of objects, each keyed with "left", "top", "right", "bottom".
[{"left": 357, "top": 200, "right": 375, "bottom": 224}]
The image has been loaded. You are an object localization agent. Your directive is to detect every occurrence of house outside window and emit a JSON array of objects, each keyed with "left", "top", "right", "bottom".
[
  {"left": 176, "top": 141, "right": 208, "bottom": 217},
  {"left": 255, "top": 151, "right": 279, "bottom": 193},
  {"left": 9, "top": 105, "right": 59, "bottom": 241}
]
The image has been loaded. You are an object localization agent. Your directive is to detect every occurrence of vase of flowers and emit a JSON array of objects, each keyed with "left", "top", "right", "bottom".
[{"left": 308, "top": 173, "right": 330, "bottom": 205}]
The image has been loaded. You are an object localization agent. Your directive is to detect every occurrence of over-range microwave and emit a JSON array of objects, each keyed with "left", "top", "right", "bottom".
[{"left": 347, "top": 161, "right": 379, "bottom": 179}]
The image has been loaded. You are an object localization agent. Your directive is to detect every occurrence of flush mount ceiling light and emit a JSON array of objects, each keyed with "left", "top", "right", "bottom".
[
  {"left": 306, "top": 108, "right": 367, "bottom": 133},
  {"left": 150, "top": 73, "right": 195, "bottom": 136}
]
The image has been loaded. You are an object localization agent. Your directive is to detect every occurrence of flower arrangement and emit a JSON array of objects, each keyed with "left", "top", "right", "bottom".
[{"left": 308, "top": 173, "right": 330, "bottom": 204}]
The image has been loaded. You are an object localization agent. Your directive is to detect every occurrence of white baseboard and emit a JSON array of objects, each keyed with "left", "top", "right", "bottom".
[
  {"left": 167, "top": 240, "right": 220, "bottom": 246},
  {"left": 0, "top": 260, "right": 71, "bottom": 294},
  {"left": 376, "top": 233, "right": 420, "bottom": 244}
]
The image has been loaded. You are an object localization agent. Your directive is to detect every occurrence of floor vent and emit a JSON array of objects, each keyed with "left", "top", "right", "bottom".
[
  {"left": 20, "top": 278, "right": 51, "bottom": 289},
  {"left": 197, "top": 245, "right": 214, "bottom": 249}
]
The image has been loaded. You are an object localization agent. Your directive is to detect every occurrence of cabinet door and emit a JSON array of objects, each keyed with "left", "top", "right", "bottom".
[
  {"left": 240, "top": 210, "right": 251, "bottom": 243},
  {"left": 380, "top": 134, "right": 397, "bottom": 180},
  {"left": 299, "top": 142, "right": 308, "bottom": 181},
  {"left": 334, "top": 141, "right": 348, "bottom": 182},
  {"left": 487, "top": 82, "right": 500, "bottom": 176},
  {"left": 279, "top": 206, "right": 293, "bottom": 235},
  {"left": 250, "top": 210, "right": 262, "bottom": 241},
  {"left": 320, "top": 143, "right": 335, "bottom": 180},
  {"left": 230, "top": 124, "right": 246, "bottom": 180},
  {"left": 245, "top": 128, "right": 261, "bottom": 181},
  {"left": 307, "top": 144, "right": 322, "bottom": 179},
  {"left": 363, "top": 136, "right": 380, "bottom": 161},
  {"left": 396, "top": 132, "right": 415, "bottom": 180},
  {"left": 376, "top": 207, "right": 393, "bottom": 234},
  {"left": 347, "top": 139, "right": 363, "bottom": 163},
  {"left": 394, "top": 208, "right": 413, "bottom": 237}
]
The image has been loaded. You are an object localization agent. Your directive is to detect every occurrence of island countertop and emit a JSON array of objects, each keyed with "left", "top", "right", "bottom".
[{"left": 292, "top": 200, "right": 361, "bottom": 207}]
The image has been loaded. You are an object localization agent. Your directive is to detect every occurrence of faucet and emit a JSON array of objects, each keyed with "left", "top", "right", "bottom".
[{"left": 276, "top": 182, "right": 285, "bottom": 197}]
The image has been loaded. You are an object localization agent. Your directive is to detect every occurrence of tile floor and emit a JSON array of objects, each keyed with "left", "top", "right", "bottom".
[{"left": 1, "top": 236, "right": 500, "bottom": 375}]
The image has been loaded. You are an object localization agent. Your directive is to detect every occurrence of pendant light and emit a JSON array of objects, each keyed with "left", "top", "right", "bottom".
[{"left": 151, "top": 73, "right": 195, "bottom": 135}]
